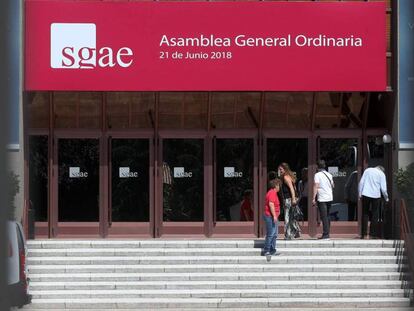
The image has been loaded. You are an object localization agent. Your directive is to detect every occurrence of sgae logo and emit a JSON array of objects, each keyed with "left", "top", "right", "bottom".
[{"left": 50, "top": 23, "right": 133, "bottom": 69}]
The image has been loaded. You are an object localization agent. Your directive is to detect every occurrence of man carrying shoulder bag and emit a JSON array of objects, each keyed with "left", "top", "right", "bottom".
[{"left": 312, "top": 160, "right": 334, "bottom": 240}]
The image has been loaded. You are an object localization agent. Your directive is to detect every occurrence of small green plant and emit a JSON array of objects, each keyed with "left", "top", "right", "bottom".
[
  {"left": 8, "top": 172, "right": 20, "bottom": 220},
  {"left": 395, "top": 162, "right": 414, "bottom": 201}
]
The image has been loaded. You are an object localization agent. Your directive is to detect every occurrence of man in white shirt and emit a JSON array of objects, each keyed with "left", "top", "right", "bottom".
[
  {"left": 358, "top": 166, "right": 389, "bottom": 239},
  {"left": 312, "top": 160, "right": 334, "bottom": 240}
]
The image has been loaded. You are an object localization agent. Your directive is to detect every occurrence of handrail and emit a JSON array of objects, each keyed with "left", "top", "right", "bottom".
[
  {"left": 401, "top": 199, "right": 412, "bottom": 238},
  {"left": 400, "top": 199, "right": 414, "bottom": 303}
]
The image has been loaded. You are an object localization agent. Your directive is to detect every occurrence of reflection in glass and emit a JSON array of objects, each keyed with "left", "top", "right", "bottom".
[
  {"left": 158, "top": 92, "right": 208, "bottom": 129},
  {"left": 106, "top": 92, "right": 155, "bottom": 129},
  {"left": 367, "top": 93, "right": 389, "bottom": 128},
  {"left": 111, "top": 139, "right": 149, "bottom": 222},
  {"left": 216, "top": 139, "right": 254, "bottom": 222},
  {"left": 58, "top": 139, "right": 99, "bottom": 221},
  {"left": 263, "top": 92, "right": 312, "bottom": 129},
  {"left": 367, "top": 136, "right": 385, "bottom": 167},
  {"left": 267, "top": 139, "right": 308, "bottom": 220},
  {"left": 54, "top": 92, "right": 77, "bottom": 128},
  {"left": 163, "top": 139, "right": 204, "bottom": 221},
  {"left": 28, "top": 92, "right": 49, "bottom": 128},
  {"left": 211, "top": 92, "right": 260, "bottom": 129},
  {"left": 315, "top": 93, "right": 366, "bottom": 129},
  {"left": 320, "top": 138, "right": 358, "bottom": 221},
  {"left": 54, "top": 92, "right": 101, "bottom": 129}
]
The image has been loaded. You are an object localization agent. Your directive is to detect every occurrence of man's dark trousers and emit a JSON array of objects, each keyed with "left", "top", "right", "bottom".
[
  {"left": 318, "top": 201, "right": 332, "bottom": 238},
  {"left": 361, "top": 195, "right": 381, "bottom": 237}
]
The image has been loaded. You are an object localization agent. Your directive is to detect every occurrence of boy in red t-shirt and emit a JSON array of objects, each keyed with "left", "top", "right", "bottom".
[{"left": 263, "top": 179, "right": 281, "bottom": 257}]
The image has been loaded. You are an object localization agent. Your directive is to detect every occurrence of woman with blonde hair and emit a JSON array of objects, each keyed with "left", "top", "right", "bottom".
[{"left": 278, "top": 162, "right": 301, "bottom": 239}]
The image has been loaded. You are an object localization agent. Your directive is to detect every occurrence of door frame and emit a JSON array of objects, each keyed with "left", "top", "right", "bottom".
[
  {"left": 364, "top": 129, "right": 393, "bottom": 237},
  {"left": 156, "top": 130, "right": 208, "bottom": 237},
  {"left": 30, "top": 126, "right": 389, "bottom": 239},
  {"left": 314, "top": 129, "right": 363, "bottom": 236},
  {"left": 52, "top": 130, "right": 102, "bottom": 237},
  {"left": 209, "top": 129, "right": 258, "bottom": 237},
  {"left": 261, "top": 130, "right": 312, "bottom": 236},
  {"left": 27, "top": 131, "right": 50, "bottom": 239},
  {"left": 105, "top": 130, "right": 154, "bottom": 237}
]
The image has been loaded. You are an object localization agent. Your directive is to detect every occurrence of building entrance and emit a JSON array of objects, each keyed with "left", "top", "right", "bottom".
[
  {"left": 26, "top": 91, "right": 393, "bottom": 239},
  {"left": 158, "top": 137, "right": 205, "bottom": 235},
  {"left": 317, "top": 137, "right": 361, "bottom": 235},
  {"left": 55, "top": 137, "right": 100, "bottom": 236},
  {"left": 263, "top": 137, "right": 309, "bottom": 235},
  {"left": 28, "top": 133, "right": 368, "bottom": 238},
  {"left": 108, "top": 137, "right": 151, "bottom": 236},
  {"left": 212, "top": 136, "right": 257, "bottom": 236},
  {"left": 28, "top": 135, "right": 48, "bottom": 238}
]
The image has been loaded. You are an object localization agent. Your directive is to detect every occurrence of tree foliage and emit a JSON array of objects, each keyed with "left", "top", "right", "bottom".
[
  {"left": 395, "top": 162, "right": 414, "bottom": 201},
  {"left": 8, "top": 172, "right": 20, "bottom": 220}
]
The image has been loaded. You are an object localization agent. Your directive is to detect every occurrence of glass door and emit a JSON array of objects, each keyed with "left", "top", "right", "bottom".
[
  {"left": 55, "top": 138, "right": 100, "bottom": 236},
  {"left": 159, "top": 138, "right": 205, "bottom": 235},
  {"left": 108, "top": 138, "right": 151, "bottom": 236},
  {"left": 318, "top": 137, "right": 360, "bottom": 235},
  {"left": 28, "top": 135, "right": 49, "bottom": 238},
  {"left": 212, "top": 137, "right": 256, "bottom": 235},
  {"left": 264, "top": 138, "right": 309, "bottom": 235},
  {"left": 366, "top": 134, "right": 390, "bottom": 238}
]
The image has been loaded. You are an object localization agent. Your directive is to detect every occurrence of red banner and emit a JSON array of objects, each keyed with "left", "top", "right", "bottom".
[{"left": 25, "top": 1, "right": 386, "bottom": 91}]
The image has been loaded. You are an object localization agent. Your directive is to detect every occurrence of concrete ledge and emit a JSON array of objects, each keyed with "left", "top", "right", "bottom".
[
  {"left": 26, "top": 255, "right": 399, "bottom": 266},
  {"left": 18, "top": 308, "right": 414, "bottom": 311},
  {"left": 28, "top": 280, "right": 404, "bottom": 291},
  {"left": 29, "top": 288, "right": 406, "bottom": 299},
  {"left": 27, "top": 247, "right": 396, "bottom": 257},
  {"left": 23, "top": 297, "right": 411, "bottom": 309},
  {"left": 26, "top": 263, "right": 401, "bottom": 274},
  {"left": 27, "top": 271, "right": 402, "bottom": 282},
  {"left": 27, "top": 239, "right": 401, "bottom": 249}
]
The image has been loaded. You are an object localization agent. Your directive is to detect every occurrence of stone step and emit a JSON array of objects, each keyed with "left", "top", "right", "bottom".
[
  {"left": 26, "top": 255, "right": 398, "bottom": 265},
  {"left": 18, "top": 308, "right": 414, "bottom": 311},
  {"left": 24, "top": 239, "right": 408, "bottom": 309},
  {"left": 21, "top": 297, "right": 412, "bottom": 309},
  {"left": 26, "top": 239, "right": 400, "bottom": 249},
  {"left": 29, "top": 288, "right": 406, "bottom": 299},
  {"left": 27, "top": 272, "right": 402, "bottom": 282},
  {"left": 27, "top": 247, "right": 397, "bottom": 257},
  {"left": 28, "top": 280, "right": 405, "bottom": 290},
  {"left": 26, "top": 263, "right": 401, "bottom": 274}
]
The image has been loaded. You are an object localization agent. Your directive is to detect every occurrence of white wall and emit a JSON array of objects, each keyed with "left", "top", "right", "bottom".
[{"left": 398, "top": 150, "right": 414, "bottom": 169}]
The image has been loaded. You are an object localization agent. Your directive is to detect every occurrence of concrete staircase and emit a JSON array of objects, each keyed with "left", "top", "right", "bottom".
[{"left": 22, "top": 239, "right": 412, "bottom": 310}]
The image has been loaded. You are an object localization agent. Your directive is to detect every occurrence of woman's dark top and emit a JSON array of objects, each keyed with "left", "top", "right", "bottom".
[{"left": 281, "top": 178, "right": 292, "bottom": 199}]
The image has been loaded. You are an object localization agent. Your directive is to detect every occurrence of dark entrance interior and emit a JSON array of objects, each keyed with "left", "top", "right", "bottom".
[
  {"left": 56, "top": 138, "right": 100, "bottom": 235},
  {"left": 28, "top": 135, "right": 48, "bottom": 238},
  {"left": 212, "top": 136, "right": 257, "bottom": 235},
  {"left": 160, "top": 138, "right": 205, "bottom": 235},
  {"left": 108, "top": 138, "right": 151, "bottom": 235},
  {"left": 266, "top": 138, "right": 309, "bottom": 233}
]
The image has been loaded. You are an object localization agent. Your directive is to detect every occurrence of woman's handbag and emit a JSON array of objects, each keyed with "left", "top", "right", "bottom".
[{"left": 293, "top": 203, "right": 304, "bottom": 221}]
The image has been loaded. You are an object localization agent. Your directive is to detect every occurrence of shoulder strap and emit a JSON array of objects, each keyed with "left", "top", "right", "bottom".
[{"left": 321, "top": 171, "right": 334, "bottom": 189}]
